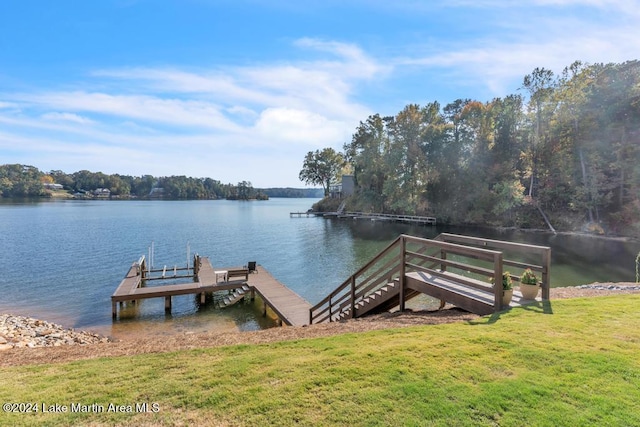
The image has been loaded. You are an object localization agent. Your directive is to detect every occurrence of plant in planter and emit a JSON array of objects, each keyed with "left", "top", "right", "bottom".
[
  {"left": 492, "top": 271, "right": 513, "bottom": 306},
  {"left": 519, "top": 268, "right": 540, "bottom": 300}
]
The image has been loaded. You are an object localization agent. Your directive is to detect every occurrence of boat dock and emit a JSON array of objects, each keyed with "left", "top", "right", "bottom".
[
  {"left": 248, "top": 265, "right": 311, "bottom": 326},
  {"left": 290, "top": 211, "right": 317, "bottom": 217},
  {"left": 111, "top": 255, "right": 311, "bottom": 326},
  {"left": 114, "top": 232, "right": 550, "bottom": 331},
  {"left": 292, "top": 210, "right": 436, "bottom": 225},
  {"left": 327, "top": 211, "right": 436, "bottom": 225}
]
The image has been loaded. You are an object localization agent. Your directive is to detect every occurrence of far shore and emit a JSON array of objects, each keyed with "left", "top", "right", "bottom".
[{"left": 18, "top": 194, "right": 640, "bottom": 241}]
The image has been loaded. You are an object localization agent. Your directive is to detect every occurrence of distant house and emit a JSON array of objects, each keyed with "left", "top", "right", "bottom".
[
  {"left": 93, "top": 188, "right": 111, "bottom": 198},
  {"left": 342, "top": 175, "right": 354, "bottom": 196},
  {"left": 149, "top": 187, "right": 165, "bottom": 198},
  {"left": 330, "top": 175, "right": 355, "bottom": 198},
  {"left": 43, "top": 183, "right": 64, "bottom": 190}
]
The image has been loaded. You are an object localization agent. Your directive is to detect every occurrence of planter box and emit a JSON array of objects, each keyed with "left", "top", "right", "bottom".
[
  {"left": 520, "top": 283, "right": 540, "bottom": 300},
  {"left": 502, "top": 289, "right": 513, "bottom": 306}
]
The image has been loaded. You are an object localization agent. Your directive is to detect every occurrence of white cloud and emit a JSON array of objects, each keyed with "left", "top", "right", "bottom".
[
  {"left": 0, "top": 37, "right": 379, "bottom": 172},
  {"left": 17, "top": 92, "right": 242, "bottom": 132},
  {"left": 395, "top": 1, "right": 640, "bottom": 98},
  {"left": 254, "top": 107, "right": 347, "bottom": 145},
  {"left": 0, "top": 101, "right": 18, "bottom": 109},
  {"left": 41, "top": 112, "right": 94, "bottom": 124},
  {"left": 91, "top": 38, "right": 379, "bottom": 123},
  {"left": 293, "top": 38, "right": 387, "bottom": 80}
]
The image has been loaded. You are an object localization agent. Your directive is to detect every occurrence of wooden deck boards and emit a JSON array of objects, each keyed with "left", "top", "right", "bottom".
[
  {"left": 405, "top": 270, "right": 540, "bottom": 315},
  {"left": 111, "top": 257, "right": 248, "bottom": 316},
  {"left": 247, "top": 266, "right": 311, "bottom": 326},
  {"left": 112, "top": 264, "right": 142, "bottom": 297}
]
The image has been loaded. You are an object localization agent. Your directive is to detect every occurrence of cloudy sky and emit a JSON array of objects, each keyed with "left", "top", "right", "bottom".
[{"left": 1, "top": 1, "right": 638, "bottom": 187}]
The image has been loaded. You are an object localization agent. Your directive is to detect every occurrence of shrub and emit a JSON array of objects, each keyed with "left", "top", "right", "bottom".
[{"left": 521, "top": 268, "right": 539, "bottom": 285}]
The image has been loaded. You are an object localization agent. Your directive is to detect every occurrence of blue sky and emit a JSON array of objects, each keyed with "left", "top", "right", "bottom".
[{"left": 1, "top": 1, "right": 638, "bottom": 187}]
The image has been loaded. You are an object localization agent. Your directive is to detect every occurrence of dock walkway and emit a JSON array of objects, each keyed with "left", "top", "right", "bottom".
[
  {"left": 247, "top": 266, "right": 311, "bottom": 326},
  {"left": 112, "top": 256, "right": 311, "bottom": 326},
  {"left": 323, "top": 211, "right": 436, "bottom": 225}
]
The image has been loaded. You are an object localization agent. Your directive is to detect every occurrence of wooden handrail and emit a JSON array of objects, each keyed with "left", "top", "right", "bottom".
[
  {"left": 310, "top": 236, "right": 402, "bottom": 323},
  {"left": 435, "top": 233, "right": 549, "bottom": 254},
  {"left": 435, "top": 233, "right": 551, "bottom": 300},
  {"left": 310, "top": 233, "right": 550, "bottom": 323}
]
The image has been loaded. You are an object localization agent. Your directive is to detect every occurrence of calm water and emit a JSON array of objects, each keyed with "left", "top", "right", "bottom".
[{"left": 1, "top": 198, "right": 638, "bottom": 339}]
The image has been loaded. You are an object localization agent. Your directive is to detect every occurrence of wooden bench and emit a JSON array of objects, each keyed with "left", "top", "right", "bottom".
[{"left": 227, "top": 267, "right": 250, "bottom": 280}]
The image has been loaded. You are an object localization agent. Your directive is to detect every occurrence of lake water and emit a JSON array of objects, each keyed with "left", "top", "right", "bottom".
[{"left": 1, "top": 198, "right": 638, "bottom": 339}]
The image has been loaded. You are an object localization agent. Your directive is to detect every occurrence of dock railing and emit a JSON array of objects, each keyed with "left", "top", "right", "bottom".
[
  {"left": 310, "top": 234, "right": 509, "bottom": 323},
  {"left": 309, "top": 237, "right": 403, "bottom": 324},
  {"left": 402, "top": 235, "right": 504, "bottom": 312},
  {"left": 310, "top": 233, "right": 551, "bottom": 324},
  {"left": 341, "top": 212, "right": 436, "bottom": 225},
  {"left": 434, "top": 233, "right": 551, "bottom": 300}
]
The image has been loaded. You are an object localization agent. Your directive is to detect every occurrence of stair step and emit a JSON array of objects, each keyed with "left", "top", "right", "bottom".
[{"left": 219, "top": 286, "right": 252, "bottom": 308}]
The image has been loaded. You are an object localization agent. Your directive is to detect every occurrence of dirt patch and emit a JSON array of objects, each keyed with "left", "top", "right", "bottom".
[{"left": 1, "top": 284, "right": 639, "bottom": 367}]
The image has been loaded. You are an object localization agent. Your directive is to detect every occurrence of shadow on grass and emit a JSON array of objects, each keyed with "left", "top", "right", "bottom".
[{"left": 466, "top": 299, "right": 554, "bottom": 325}]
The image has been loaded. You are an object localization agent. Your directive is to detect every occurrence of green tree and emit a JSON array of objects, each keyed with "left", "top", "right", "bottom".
[
  {"left": 384, "top": 104, "right": 430, "bottom": 213},
  {"left": 299, "top": 148, "right": 345, "bottom": 197},
  {"left": 343, "top": 114, "right": 391, "bottom": 211},
  {"left": 521, "top": 67, "right": 556, "bottom": 199},
  {"left": 0, "top": 164, "right": 46, "bottom": 197}
]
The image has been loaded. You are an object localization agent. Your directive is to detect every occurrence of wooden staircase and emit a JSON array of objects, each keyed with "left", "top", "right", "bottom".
[
  {"left": 334, "top": 281, "right": 423, "bottom": 321},
  {"left": 309, "top": 233, "right": 551, "bottom": 324},
  {"left": 217, "top": 285, "right": 252, "bottom": 308}
]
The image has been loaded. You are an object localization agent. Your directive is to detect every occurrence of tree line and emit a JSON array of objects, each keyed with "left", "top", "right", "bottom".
[
  {"left": 0, "top": 165, "right": 271, "bottom": 200},
  {"left": 301, "top": 60, "right": 640, "bottom": 237}
]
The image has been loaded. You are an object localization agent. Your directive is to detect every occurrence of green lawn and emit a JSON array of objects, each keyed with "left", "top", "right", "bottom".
[{"left": 1, "top": 295, "right": 639, "bottom": 426}]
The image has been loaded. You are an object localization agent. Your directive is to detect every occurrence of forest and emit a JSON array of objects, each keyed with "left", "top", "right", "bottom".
[
  {"left": 311, "top": 61, "right": 640, "bottom": 237},
  {"left": 0, "top": 166, "right": 272, "bottom": 200}
]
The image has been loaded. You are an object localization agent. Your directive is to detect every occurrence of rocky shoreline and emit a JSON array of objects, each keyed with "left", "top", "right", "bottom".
[
  {"left": 575, "top": 284, "right": 640, "bottom": 291},
  {"left": 0, "top": 314, "right": 110, "bottom": 351}
]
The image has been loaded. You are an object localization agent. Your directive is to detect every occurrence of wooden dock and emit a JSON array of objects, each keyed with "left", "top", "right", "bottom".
[
  {"left": 290, "top": 211, "right": 318, "bottom": 217},
  {"left": 247, "top": 266, "right": 311, "bottom": 326},
  {"left": 112, "top": 256, "right": 311, "bottom": 326},
  {"left": 323, "top": 211, "right": 436, "bottom": 225}
]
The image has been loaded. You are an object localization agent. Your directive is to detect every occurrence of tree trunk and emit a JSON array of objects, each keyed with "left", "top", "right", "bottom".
[
  {"left": 578, "top": 148, "right": 594, "bottom": 222},
  {"left": 619, "top": 125, "right": 627, "bottom": 209},
  {"left": 535, "top": 200, "right": 557, "bottom": 234}
]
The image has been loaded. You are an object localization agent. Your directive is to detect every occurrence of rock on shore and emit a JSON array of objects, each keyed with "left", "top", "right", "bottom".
[
  {"left": 0, "top": 314, "right": 109, "bottom": 351},
  {"left": 576, "top": 284, "right": 640, "bottom": 291}
]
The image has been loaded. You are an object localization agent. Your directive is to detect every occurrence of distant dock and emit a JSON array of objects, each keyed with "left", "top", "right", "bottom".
[
  {"left": 292, "top": 210, "right": 436, "bottom": 225},
  {"left": 111, "top": 255, "right": 311, "bottom": 326},
  {"left": 289, "top": 211, "right": 319, "bottom": 217}
]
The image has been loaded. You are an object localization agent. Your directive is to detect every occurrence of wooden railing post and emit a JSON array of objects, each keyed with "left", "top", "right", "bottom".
[
  {"left": 494, "top": 253, "right": 503, "bottom": 310},
  {"left": 440, "top": 249, "right": 447, "bottom": 272},
  {"left": 542, "top": 248, "right": 551, "bottom": 300},
  {"left": 350, "top": 276, "right": 356, "bottom": 318},
  {"left": 399, "top": 235, "right": 406, "bottom": 312},
  {"left": 328, "top": 294, "right": 332, "bottom": 322}
]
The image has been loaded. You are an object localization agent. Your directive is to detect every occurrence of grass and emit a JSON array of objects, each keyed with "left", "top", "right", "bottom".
[{"left": 1, "top": 295, "right": 640, "bottom": 426}]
